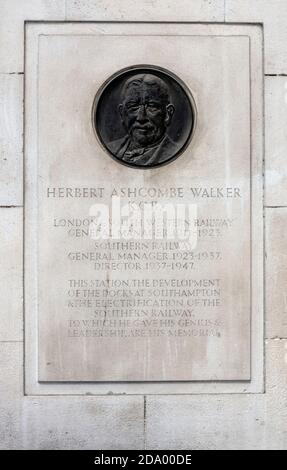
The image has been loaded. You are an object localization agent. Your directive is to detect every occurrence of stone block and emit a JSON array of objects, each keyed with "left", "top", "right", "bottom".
[
  {"left": 0, "top": 75, "right": 23, "bottom": 206},
  {"left": 0, "top": 208, "right": 23, "bottom": 341},
  {"left": 226, "top": 0, "right": 287, "bottom": 74},
  {"left": 66, "top": 0, "right": 225, "bottom": 22},
  {"left": 0, "top": 0, "right": 65, "bottom": 73}
]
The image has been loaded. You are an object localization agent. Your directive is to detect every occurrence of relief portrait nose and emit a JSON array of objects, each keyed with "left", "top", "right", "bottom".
[{"left": 136, "top": 104, "right": 148, "bottom": 122}]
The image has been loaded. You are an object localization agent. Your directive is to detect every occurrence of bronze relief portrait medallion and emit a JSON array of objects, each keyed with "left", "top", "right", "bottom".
[{"left": 92, "top": 65, "right": 196, "bottom": 169}]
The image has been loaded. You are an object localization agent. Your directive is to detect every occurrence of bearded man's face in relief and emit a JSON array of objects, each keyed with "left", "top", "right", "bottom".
[{"left": 118, "top": 74, "right": 175, "bottom": 149}]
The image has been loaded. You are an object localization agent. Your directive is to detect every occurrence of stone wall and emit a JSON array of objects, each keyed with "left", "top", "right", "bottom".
[{"left": 0, "top": 0, "right": 286, "bottom": 450}]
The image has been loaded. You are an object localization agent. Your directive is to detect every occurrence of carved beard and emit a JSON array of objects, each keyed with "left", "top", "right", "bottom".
[{"left": 129, "top": 123, "right": 165, "bottom": 148}]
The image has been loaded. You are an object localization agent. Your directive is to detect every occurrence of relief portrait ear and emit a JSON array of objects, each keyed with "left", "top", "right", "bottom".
[
  {"left": 118, "top": 103, "right": 124, "bottom": 120},
  {"left": 165, "top": 103, "right": 175, "bottom": 127}
]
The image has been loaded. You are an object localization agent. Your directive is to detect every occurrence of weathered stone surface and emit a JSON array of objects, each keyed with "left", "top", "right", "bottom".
[
  {"left": 0, "top": 75, "right": 23, "bottom": 206},
  {"left": 145, "top": 394, "right": 266, "bottom": 450},
  {"left": 23, "top": 23, "right": 264, "bottom": 386},
  {"left": 226, "top": 0, "right": 287, "bottom": 74},
  {"left": 0, "top": 208, "right": 23, "bottom": 341},
  {"left": 3, "top": 340, "right": 287, "bottom": 450},
  {"left": 21, "top": 396, "right": 144, "bottom": 450},
  {"left": 265, "top": 208, "right": 287, "bottom": 339},
  {"left": 266, "top": 339, "right": 287, "bottom": 393},
  {"left": 0, "top": 343, "right": 23, "bottom": 449},
  {"left": 0, "top": 342, "right": 23, "bottom": 398},
  {"left": 145, "top": 339, "right": 287, "bottom": 450},
  {"left": 1, "top": 0, "right": 286, "bottom": 451},
  {"left": 0, "top": 399, "right": 23, "bottom": 450},
  {"left": 0, "top": 343, "right": 144, "bottom": 449},
  {"left": 0, "top": 0, "right": 65, "bottom": 73},
  {"left": 265, "top": 339, "right": 287, "bottom": 449},
  {"left": 265, "top": 77, "right": 287, "bottom": 207},
  {"left": 66, "top": 0, "right": 224, "bottom": 21}
]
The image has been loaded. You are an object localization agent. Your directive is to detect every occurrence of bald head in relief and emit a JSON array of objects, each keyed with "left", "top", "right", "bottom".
[{"left": 108, "top": 73, "right": 181, "bottom": 167}]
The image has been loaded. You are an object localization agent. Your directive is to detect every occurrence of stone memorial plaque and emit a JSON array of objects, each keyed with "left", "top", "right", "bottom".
[{"left": 25, "top": 23, "right": 263, "bottom": 388}]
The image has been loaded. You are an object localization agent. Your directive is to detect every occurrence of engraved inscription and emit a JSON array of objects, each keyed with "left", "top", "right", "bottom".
[{"left": 32, "top": 31, "right": 254, "bottom": 383}]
